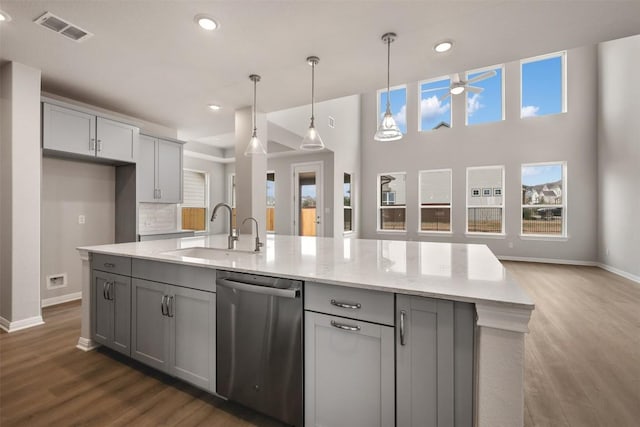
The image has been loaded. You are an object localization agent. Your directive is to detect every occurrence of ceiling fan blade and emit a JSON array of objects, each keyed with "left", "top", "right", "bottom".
[
  {"left": 467, "top": 69, "right": 497, "bottom": 84},
  {"left": 421, "top": 86, "right": 449, "bottom": 93},
  {"left": 467, "top": 86, "right": 484, "bottom": 94},
  {"left": 439, "top": 92, "right": 452, "bottom": 102},
  {"left": 451, "top": 73, "right": 461, "bottom": 84}
]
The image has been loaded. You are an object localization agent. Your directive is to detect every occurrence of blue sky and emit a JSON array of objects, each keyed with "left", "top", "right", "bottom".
[
  {"left": 466, "top": 68, "right": 503, "bottom": 125},
  {"left": 522, "top": 164, "right": 563, "bottom": 186},
  {"left": 420, "top": 78, "right": 451, "bottom": 130},
  {"left": 522, "top": 55, "right": 563, "bottom": 117},
  {"left": 379, "top": 88, "right": 407, "bottom": 134}
]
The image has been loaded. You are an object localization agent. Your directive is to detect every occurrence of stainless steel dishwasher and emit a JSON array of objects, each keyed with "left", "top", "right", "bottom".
[{"left": 216, "top": 270, "right": 303, "bottom": 427}]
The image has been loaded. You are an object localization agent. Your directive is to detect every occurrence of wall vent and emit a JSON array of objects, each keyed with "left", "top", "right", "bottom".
[
  {"left": 34, "top": 12, "right": 93, "bottom": 42},
  {"left": 328, "top": 116, "right": 336, "bottom": 128},
  {"left": 46, "top": 273, "right": 67, "bottom": 289}
]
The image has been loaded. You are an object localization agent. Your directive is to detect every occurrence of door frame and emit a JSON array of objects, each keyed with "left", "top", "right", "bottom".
[{"left": 291, "top": 161, "right": 324, "bottom": 237}]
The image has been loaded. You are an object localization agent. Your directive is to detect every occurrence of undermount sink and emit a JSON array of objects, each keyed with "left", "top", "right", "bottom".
[{"left": 161, "top": 246, "right": 258, "bottom": 260}]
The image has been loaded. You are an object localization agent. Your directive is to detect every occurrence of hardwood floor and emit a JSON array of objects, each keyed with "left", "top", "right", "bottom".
[{"left": 1, "top": 263, "right": 638, "bottom": 426}]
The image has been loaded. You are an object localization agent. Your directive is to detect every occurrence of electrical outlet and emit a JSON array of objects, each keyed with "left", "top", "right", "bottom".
[
  {"left": 606, "top": 248, "right": 610, "bottom": 256},
  {"left": 78, "top": 215, "right": 85, "bottom": 224},
  {"left": 47, "top": 273, "right": 67, "bottom": 289}
]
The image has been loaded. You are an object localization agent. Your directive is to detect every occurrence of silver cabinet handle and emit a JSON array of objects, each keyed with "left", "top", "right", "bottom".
[
  {"left": 330, "top": 320, "right": 360, "bottom": 332},
  {"left": 90, "top": 138, "right": 95, "bottom": 152},
  {"left": 103, "top": 282, "right": 108, "bottom": 300},
  {"left": 158, "top": 189, "right": 162, "bottom": 199},
  {"left": 103, "top": 262, "right": 115, "bottom": 269},
  {"left": 217, "top": 278, "right": 300, "bottom": 299},
  {"left": 167, "top": 296, "right": 174, "bottom": 318},
  {"left": 161, "top": 295, "right": 168, "bottom": 316},
  {"left": 97, "top": 139, "right": 103, "bottom": 152},
  {"left": 107, "top": 282, "right": 113, "bottom": 301},
  {"left": 400, "top": 310, "right": 407, "bottom": 346},
  {"left": 330, "top": 299, "right": 361, "bottom": 310}
]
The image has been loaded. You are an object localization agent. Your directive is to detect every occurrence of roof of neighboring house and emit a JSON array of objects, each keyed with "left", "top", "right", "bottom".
[{"left": 542, "top": 190, "right": 557, "bottom": 197}]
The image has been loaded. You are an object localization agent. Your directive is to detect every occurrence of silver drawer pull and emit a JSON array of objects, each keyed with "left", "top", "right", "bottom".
[
  {"left": 103, "top": 262, "right": 116, "bottom": 268},
  {"left": 330, "top": 320, "right": 360, "bottom": 332},
  {"left": 330, "top": 299, "right": 361, "bottom": 310}
]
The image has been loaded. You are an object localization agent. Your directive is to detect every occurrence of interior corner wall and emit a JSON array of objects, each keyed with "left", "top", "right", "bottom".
[
  {"left": 597, "top": 34, "right": 640, "bottom": 279},
  {"left": 0, "top": 62, "right": 43, "bottom": 327},
  {"left": 40, "top": 158, "right": 116, "bottom": 305},
  {"left": 360, "top": 45, "right": 599, "bottom": 262},
  {"left": 183, "top": 156, "right": 227, "bottom": 234}
]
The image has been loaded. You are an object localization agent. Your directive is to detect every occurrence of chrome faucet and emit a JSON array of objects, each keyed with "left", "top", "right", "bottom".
[
  {"left": 211, "top": 203, "right": 238, "bottom": 249},
  {"left": 242, "top": 217, "right": 263, "bottom": 252}
]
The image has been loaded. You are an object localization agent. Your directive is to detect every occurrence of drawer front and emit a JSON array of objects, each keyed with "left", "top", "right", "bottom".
[
  {"left": 305, "top": 282, "right": 394, "bottom": 326},
  {"left": 131, "top": 258, "right": 215, "bottom": 292},
  {"left": 92, "top": 253, "right": 131, "bottom": 276}
]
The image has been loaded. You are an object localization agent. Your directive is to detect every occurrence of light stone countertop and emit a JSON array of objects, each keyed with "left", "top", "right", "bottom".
[{"left": 79, "top": 234, "right": 534, "bottom": 309}]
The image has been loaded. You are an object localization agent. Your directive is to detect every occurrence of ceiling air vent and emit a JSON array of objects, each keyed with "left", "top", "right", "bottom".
[{"left": 34, "top": 12, "right": 93, "bottom": 42}]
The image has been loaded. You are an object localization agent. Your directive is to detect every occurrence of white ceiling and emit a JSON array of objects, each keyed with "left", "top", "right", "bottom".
[{"left": 1, "top": 1, "right": 639, "bottom": 147}]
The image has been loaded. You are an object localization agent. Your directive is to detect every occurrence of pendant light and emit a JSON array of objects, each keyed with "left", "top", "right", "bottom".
[
  {"left": 244, "top": 74, "right": 267, "bottom": 156},
  {"left": 374, "top": 32, "right": 403, "bottom": 142},
  {"left": 300, "top": 56, "right": 325, "bottom": 150}
]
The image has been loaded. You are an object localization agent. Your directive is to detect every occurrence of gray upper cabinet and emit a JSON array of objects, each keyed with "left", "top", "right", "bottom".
[
  {"left": 137, "top": 134, "right": 183, "bottom": 203},
  {"left": 91, "top": 270, "right": 131, "bottom": 356},
  {"left": 42, "top": 102, "right": 138, "bottom": 163},
  {"left": 396, "top": 295, "right": 475, "bottom": 427}
]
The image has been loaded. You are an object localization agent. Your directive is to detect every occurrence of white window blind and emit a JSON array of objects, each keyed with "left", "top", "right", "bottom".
[{"left": 182, "top": 170, "right": 206, "bottom": 207}]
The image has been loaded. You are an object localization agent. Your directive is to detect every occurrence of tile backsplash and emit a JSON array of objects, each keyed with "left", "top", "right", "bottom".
[{"left": 139, "top": 203, "right": 178, "bottom": 233}]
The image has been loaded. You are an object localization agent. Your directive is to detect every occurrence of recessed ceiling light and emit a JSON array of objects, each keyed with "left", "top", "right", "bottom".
[
  {"left": 0, "top": 10, "right": 12, "bottom": 22},
  {"left": 434, "top": 40, "right": 453, "bottom": 53},
  {"left": 208, "top": 104, "right": 221, "bottom": 111},
  {"left": 195, "top": 14, "right": 218, "bottom": 31}
]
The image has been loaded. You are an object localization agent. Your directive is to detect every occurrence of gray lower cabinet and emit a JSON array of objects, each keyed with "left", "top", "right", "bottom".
[
  {"left": 91, "top": 270, "right": 131, "bottom": 356},
  {"left": 304, "top": 311, "right": 395, "bottom": 427},
  {"left": 396, "top": 295, "right": 475, "bottom": 427},
  {"left": 131, "top": 278, "right": 216, "bottom": 392}
]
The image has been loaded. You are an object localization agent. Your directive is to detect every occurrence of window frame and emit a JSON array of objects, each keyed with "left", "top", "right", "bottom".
[
  {"left": 343, "top": 172, "right": 354, "bottom": 234},
  {"left": 418, "top": 75, "right": 452, "bottom": 132},
  {"left": 520, "top": 161, "right": 568, "bottom": 239},
  {"left": 464, "top": 64, "right": 505, "bottom": 126},
  {"left": 465, "top": 165, "right": 505, "bottom": 237},
  {"left": 179, "top": 168, "right": 209, "bottom": 233},
  {"left": 376, "top": 84, "right": 408, "bottom": 135},
  {"left": 520, "top": 51, "right": 567, "bottom": 119},
  {"left": 377, "top": 171, "right": 407, "bottom": 233},
  {"left": 266, "top": 170, "right": 276, "bottom": 234},
  {"left": 417, "top": 168, "right": 453, "bottom": 234}
]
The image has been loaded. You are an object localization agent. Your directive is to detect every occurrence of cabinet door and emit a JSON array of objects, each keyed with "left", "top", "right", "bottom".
[
  {"left": 43, "top": 103, "right": 96, "bottom": 156},
  {"left": 96, "top": 116, "right": 137, "bottom": 163},
  {"left": 92, "top": 271, "right": 112, "bottom": 346},
  {"left": 137, "top": 135, "right": 157, "bottom": 202},
  {"left": 169, "top": 286, "right": 216, "bottom": 392},
  {"left": 305, "top": 311, "right": 394, "bottom": 427},
  {"left": 131, "top": 278, "right": 170, "bottom": 372},
  {"left": 111, "top": 275, "right": 131, "bottom": 356},
  {"left": 156, "top": 139, "right": 182, "bottom": 203},
  {"left": 396, "top": 295, "right": 454, "bottom": 427}
]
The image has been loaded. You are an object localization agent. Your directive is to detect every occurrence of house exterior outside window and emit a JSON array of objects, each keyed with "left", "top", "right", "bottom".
[
  {"left": 521, "top": 162, "right": 567, "bottom": 237},
  {"left": 378, "top": 172, "right": 406, "bottom": 232}
]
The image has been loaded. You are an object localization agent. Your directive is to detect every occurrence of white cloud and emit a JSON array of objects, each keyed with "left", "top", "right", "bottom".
[
  {"left": 467, "top": 94, "right": 483, "bottom": 116},
  {"left": 394, "top": 104, "right": 407, "bottom": 128},
  {"left": 521, "top": 105, "right": 540, "bottom": 118},
  {"left": 421, "top": 96, "right": 450, "bottom": 120}
]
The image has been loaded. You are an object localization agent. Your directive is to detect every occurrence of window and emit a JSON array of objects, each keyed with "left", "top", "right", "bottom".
[
  {"left": 378, "top": 85, "right": 407, "bottom": 134},
  {"left": 181, "top": 170, "right": 208, "bottom": 231},
  {"left": 419, "top": 77, "right": 451, "bottom": 131},
  {"left": 343, "top": 173, "right": 353, "bottom": 232},
  {"left": 266, "top": 172, "right": 275, "bottom": 232},
  {"left": 521, "top": 52, "right": 566, "bottom": 118},
  {"left": 466, "top": 65, "right": 504, "bottom": 126},
  {"left": 521, "top": 162, "right": 566, "bottom": 236},
  {"left": 419, "top": 169, "right": 452, "bottom": 232},
  {"left": 228, "top": 173, "right": 237, "bottom": 230},
  {"left": 466, "top": 166, "right": 504, "bottom": 234},
  {"left": 378, "top": 172, "right": 406, "bottom": 231}
]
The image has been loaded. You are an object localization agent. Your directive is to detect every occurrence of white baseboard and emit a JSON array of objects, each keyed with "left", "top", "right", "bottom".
[
  {"left": 497, "top": 256, "right": 598, "bottom": 266},
  {"left": 41, "top": 292, "right": 82, "bottom": 308},
  {"left": 597, "top": 263, "right": 640, "bottom": 284},
  {"left": 76, "top": 337, "right": 100, "bottom": 352},
  {"left": 0, "top": 315, "right": 45, "bottom": 333}
]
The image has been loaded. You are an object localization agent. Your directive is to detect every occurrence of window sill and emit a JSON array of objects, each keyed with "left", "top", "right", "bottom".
[
  {"left": 418, "top": 230, "right": 453, "bottom": 236},
  {"left": 519, "top": 234, "right": 568, "bottom": 241},
  {"left": 377, "top": 230, "right": 407, "bottom": 235},
  {"left": 464, "top": 232, "right": 506, "bottom": 239}
]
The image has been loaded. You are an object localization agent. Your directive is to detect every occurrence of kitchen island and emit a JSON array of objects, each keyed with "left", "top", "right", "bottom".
[{"left": 77, "top": 234, "right": 534, "bottom": 427}]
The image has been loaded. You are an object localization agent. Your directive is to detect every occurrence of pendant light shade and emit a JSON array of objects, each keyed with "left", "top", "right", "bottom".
[
  {"left": 244, "top": 74, "right": 267, "bottom": 156},
  {"left": 300, "top": 56, "right": 325, "bottom": 151},
  {"left": 374, "top": 32, "right": 403, "bottom": 142}
]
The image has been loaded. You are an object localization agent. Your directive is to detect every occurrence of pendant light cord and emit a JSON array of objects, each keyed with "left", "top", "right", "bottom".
[
  {"left": 311, "top": 60, "right": 315, "bottom": 126},
  {"left": 253, "top": 77, "right": 257, "bottom": 133},
  {"left": 386, "top": 36, "right": 391, "bottom": 112}
]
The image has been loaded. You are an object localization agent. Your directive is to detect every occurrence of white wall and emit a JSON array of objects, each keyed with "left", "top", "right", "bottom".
[
  {"left": 41, "top": 158, "right": 115, "bottom": 305},
  {"left": 597, "top": 34, "right": 640, "bottom": 279},
  {"left": 0, "top": 62, "right": 43, "bottom": 330},
  {"left": 360, "top": 45, "right": 599, "bottom": 262}
]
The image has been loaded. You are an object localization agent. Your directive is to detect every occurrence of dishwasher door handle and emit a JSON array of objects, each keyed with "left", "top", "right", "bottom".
[{"left": 217, "top": 278, "right": 300, "bottom": 299}]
